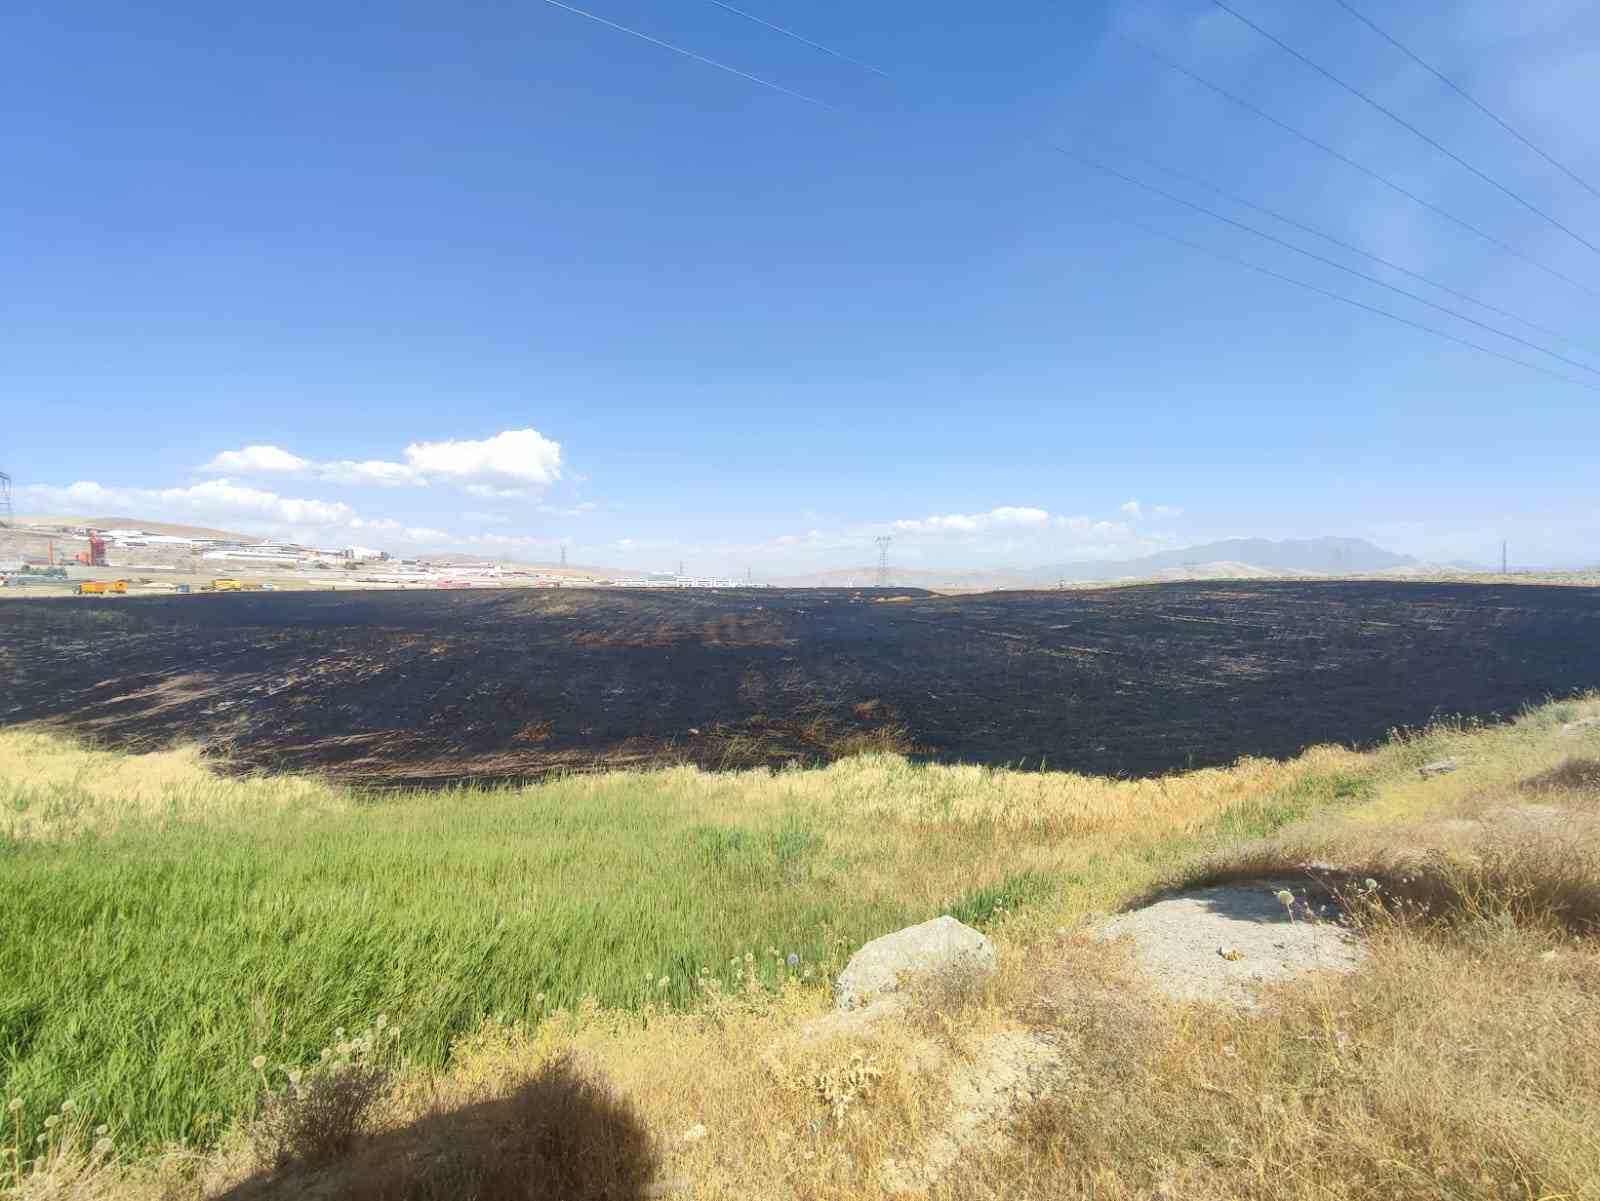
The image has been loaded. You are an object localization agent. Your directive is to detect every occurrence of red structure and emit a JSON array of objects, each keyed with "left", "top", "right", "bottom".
[{"left": 75, "top": 532, "right": 108, "bottom": 567}]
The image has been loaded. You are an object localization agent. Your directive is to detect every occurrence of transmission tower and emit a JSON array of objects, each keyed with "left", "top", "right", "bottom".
[
  {"left": 0, "top": 471, "right": 10, "bottom": 528},
  {"left": 874, "top": 536, "right": 892, "bottom": 588}
]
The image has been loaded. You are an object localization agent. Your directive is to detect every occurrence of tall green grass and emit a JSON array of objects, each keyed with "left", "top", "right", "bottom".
[{"left": 0, "top": 778, "right": 915, "bottom": 1152}]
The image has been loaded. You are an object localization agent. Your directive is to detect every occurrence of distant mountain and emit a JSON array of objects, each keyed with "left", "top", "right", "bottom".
[
  {"left": 1032, "top": 536, "right": 1418, "bottom": 583},
  {"left": 771, "top": 537, "right": 1420, "bottom": 589}
]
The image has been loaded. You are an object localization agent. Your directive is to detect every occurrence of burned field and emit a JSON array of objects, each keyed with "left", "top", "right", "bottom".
[{"left": 2, "top": 581, "right": 1597, "bottom": 782}]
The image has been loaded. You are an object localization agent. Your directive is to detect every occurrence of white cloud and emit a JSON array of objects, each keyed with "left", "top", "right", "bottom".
[
  {"left": 1121, "top": 499, "right": 1185, "bottom": 520},
  {"left": 203, "top": 445, "right": 310, "bottom": 474},
  {"left": 404, "top": 429, "right": 562, "bottom": 493},
  {"left": 892, "top": 506, "right": 1051, "bottom": 534},
  {"left": 20, "top": 478, "right": 354, "bottom": 531},
  {"left": 537, "top": 501, "right": 597, "bottom": 518},
  {"left": 202, "top": 428, "right": 564, "bottom": 497},
  {"left": 462, "top": 483, "right": 525, "bottom": 500},
  {"left": 319, "top": 459, "right": 423, "bottom": 488}
]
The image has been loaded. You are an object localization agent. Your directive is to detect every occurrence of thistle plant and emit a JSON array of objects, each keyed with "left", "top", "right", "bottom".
[
  {"left": 250, "top": 1018, "right": 404, "bottom": 1172},
  {"left": 1, "top": 1096, "right": 112, "bottom": 1190}
]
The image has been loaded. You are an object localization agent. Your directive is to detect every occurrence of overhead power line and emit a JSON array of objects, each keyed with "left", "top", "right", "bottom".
[
  {"left": 705, "top": 0, "right": 890, "bottom": 77},
  {"left": 1086, "top": 136, "right": 1596, "bottom": 356},
  {"left": 685, "top": 5, "right": 1597, "bottom": 365},
  {"left": 538, "top": 0, "right": 838, "bottom": 112},
  {"left": 1123, "top": 34, "right": 1598, "bottom": 299},
  {"left": 1089, "top": 203, "right": 1599, "bottom": 393},
  {"left": 539, "top": 3, "right": 1598, "bottom": 390},
  {"left": 1210, "top": 0, "right": 1600, "bottom": 256},
  {"left": 1326, "top": 0, "right": 1600, "bottom": 204},
  {"left": 1054, "top": 144, "right": 1600, "bottom": 379}
]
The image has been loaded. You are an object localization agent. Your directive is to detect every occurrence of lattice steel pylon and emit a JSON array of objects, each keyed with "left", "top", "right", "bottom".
[
  {"left": 874, "top": 536, "right": 892, "bottom": 588},
  {"left": 0, "top": 471, "right": 11, "bottom": 528}
]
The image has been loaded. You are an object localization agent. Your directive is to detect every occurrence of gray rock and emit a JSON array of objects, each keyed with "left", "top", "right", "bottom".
[
  {"left": 1418, "top": 757, "right": 1462, "bottom": 779},
  {"left": 834, "top": 916, "right": 995, "bottom": 1011}
]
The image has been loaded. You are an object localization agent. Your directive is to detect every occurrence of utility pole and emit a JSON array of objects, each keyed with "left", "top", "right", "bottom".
[
  {"left": 1502, "top": 540, "right": 1508, "bottom": 575},
  {"left": 874, "top": 536, "right": 892, "bottom": 588},
  {"left": 678, "top": 559, "right": 684, "bottom": 577},
  {"left": 560, "top": 545, "right": 567, "bottom": 569},
  {"left": 746, "top": 566, "right": 752, "bottom": 586}
]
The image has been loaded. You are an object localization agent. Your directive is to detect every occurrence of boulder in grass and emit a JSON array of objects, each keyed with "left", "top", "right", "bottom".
[
  {"left": 834, "top": 916, "right": 995, "bottom": 1011},
  {"left": 1418, "top": 757, "right": 1462, "bottom": 779}
]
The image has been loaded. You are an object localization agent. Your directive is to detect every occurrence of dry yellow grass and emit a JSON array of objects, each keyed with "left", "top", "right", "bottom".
[{"left": 0, "top": 730, "right": 348, "bottom": 840}]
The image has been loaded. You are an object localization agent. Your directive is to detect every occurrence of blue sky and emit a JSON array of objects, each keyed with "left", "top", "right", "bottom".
[{"left": 6, "top": 0, "right": 1598, "bottom": 572}]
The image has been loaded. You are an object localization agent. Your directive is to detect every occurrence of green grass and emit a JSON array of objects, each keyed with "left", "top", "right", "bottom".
[
  {"left": 1210, "top": 769, "right": 1378, "bottom": 839},
  {"left": 947, "top": 870, "right": 1055, "bottom": 928},
  {"left": 0, "top": 777, "right": 918, "bottom": 1151}
]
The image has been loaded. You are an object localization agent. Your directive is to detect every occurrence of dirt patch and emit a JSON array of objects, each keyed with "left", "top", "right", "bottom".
[
  {"left": 1096, "top": 880, "right": 1365, "bottom": 1008},
  {"left": 879, "top": 1029, "right": 1063, "bottom": 1196}
]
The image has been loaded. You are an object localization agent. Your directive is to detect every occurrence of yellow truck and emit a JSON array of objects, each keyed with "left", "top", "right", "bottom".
[
  {"left": 210, "top": 579, "right": 267, "bottom": 592},
  {"left": 74, "top": 579, "right": 128, "bottom": 595}
]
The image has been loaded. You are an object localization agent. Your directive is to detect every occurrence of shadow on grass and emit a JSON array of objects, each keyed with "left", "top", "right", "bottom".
[{"left": 213, "top": 1054, "right": 658, "bottom": 1201}]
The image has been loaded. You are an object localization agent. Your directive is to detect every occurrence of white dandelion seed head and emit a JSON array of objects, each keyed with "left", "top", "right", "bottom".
[
  {"left": 250, "top": 1055, "right": 267, "bottom": 1071},
  {"left": 7, "top": 1098, "right": 22, "bottom": 1113},
  {"left": 93, "top": 1137, "right": 114, "bottom": 1156},
  {"left": 59, "top": 1101, "right": 75, "bottom": 1113}
]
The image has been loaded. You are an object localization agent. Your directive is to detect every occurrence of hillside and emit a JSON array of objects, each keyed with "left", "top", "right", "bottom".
[
  {"left": 771, "top": 536, "right": 1421, "bottom": 589},
  {"left": 14, "top": 514, "right": 259, "bottom": 541},
  {"left": 1040, "top": 535, "right": 1417, "bottom": 580}
]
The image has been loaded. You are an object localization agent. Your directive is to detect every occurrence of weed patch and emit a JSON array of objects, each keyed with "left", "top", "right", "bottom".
[{"left": 948, "top": 871, "right": 1054, "bottom": 928}]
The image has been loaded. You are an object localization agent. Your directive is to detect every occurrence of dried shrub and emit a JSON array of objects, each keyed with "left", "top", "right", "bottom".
[
  {"left": 222, "top": 1053, "right": 656, "bottom": 1201},
  {"left": 1520, "top": 755, "right": 1600, "bottom": 796},
  {"left": 250, "top": 1027, "right": 396, "bottom": 1174}
]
